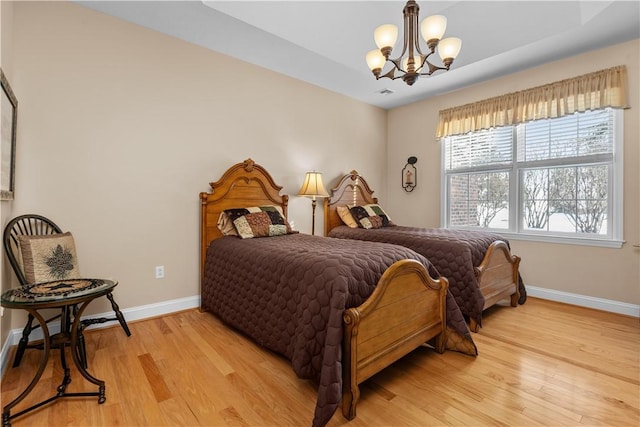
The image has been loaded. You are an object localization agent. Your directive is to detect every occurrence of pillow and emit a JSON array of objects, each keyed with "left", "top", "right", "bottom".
[
  {"left": 224, "top": 206, "right": 294, "bottom": 239},
  {"left": 337, "top": 206, "right": 358, "bottom": 228},
  {"left": 17, "top": 232, "right": 81, "bottom": 284},
  {"left": 217, "top": 212, "right": 238, "bottom": 236},
  {"left": 349, "top": 204, "right": 393, "bottom": 229}
]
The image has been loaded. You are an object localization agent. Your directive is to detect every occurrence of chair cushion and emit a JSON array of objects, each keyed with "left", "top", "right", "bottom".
[
  {"left": 17, "top": 232, "right": 81, "bottom": 284},
  {"left": 5, "top": 278, "right": 113, "bottom": 302}
]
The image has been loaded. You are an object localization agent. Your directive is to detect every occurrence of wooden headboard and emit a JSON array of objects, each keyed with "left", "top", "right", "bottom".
[
  {"left": 199, "top": 158, "right": 289, "bottom": 282},
  {"left": 323, "top": 171, "right": 378, "bottom": 236}
]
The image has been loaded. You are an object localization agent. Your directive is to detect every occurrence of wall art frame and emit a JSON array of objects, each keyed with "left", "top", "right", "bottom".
[{"left": 1, "top": 68, "right": 18, "bottom": 200}]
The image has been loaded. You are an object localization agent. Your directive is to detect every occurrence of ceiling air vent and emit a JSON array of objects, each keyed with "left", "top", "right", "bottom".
[{"left": 377, "top": 88, "right": 395, "bottom": 96}]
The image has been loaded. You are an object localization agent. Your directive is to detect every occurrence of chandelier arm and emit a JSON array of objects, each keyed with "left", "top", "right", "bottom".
[
  {"left": 388, "top": 57, "right": 404, "bottom": 73},
  {"left": 378, "top": 68, "right": 403, "bottom": 81},
  {"left": 416, "top": 51, "right": 431, "bottom": 72},
  {"left": 392, "top": 51, "right": 431, "bottom": 74},
  {"left": 390, "top": 6, "right": 411, "bottom": 71},
  {"left": 418, "top": 60, "right": 448, "bottom": 76}
]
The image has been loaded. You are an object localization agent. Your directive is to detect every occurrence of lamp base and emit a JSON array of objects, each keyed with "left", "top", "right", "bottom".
[{"left": 311, "top": 198, "right": 317, "bottom": 235}]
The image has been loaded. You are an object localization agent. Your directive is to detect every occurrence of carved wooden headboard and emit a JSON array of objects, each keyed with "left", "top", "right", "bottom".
[
  {"left": 323, "top": 171, "right": 378, "bottom": 236},
  {"left": 199, "top": 159, "right": 288, "bottom": 282}
]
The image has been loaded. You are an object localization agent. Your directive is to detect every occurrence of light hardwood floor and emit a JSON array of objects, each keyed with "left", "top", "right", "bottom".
[{"left": 1, "top": 297, "right": 638, "bottom": 426}]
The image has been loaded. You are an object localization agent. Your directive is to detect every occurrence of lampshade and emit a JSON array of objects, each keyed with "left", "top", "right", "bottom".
[
  {"left": 421, "top": 15, "right": 447, "bottom": 42},
  {"left": 374, "top": 24, "right": 398, "bottom": 50},
  {"left": 366, "top": 49, "right": 386, "bottom": 72},
  {"left": 298, "top": 172, "right": 329, "bottom": 199},
  {"left": 438, "top": 37, "right": 462, "bottom": 61}
]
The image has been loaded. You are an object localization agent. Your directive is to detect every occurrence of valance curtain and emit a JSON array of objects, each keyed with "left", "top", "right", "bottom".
[{"left": 436, "top": 65, "right": 629, "bottom": 138}]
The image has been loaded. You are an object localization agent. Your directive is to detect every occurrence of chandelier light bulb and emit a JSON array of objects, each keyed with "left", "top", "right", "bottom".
[
  {"left": 438, "top": 37, "right": 462, "bottom": 62},
  {"left": 374, "top": 24, "right": 398, "bottom": 50},
  {"left": 421, "top": 14, "right": 447, "bottom": 43},
  {"left": 366, "top": 49, "right": 386, "bottom": 72}
]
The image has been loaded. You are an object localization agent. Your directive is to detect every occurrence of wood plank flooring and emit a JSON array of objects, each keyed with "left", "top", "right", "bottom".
[{"left": 1, "top": 297, "right": 638, "bottom": 426}]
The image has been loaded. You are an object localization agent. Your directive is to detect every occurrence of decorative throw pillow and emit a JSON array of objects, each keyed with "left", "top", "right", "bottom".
[
  {"left": 217, "top": 212, "right": 238, "bottom": 236},
  {"left": 337, "top": 205, "right": 358, "bottom": 228},
  {"left": 17, "top": 232, "right": 81, "bottom": 284},
  {"left": 349, "top": 204, "right": 393, "bottom": 229},
  {"left": 224, "top": 206, "right": 294, "bottom": 239}
]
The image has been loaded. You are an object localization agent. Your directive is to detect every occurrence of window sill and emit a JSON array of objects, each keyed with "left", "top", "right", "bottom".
[{"left": 492, "top": 231, "right": 624, "bottom": 249}]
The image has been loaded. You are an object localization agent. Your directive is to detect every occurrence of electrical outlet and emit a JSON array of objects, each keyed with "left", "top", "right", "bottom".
[{"left": 155, "top": 265, "right": 165, "bottom": 279}]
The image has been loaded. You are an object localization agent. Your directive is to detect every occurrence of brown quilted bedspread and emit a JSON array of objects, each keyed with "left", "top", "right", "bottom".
[
  {"left": 202, "top": 234, "right": 476, "bottom": 427},
  {"left": 328, "top": 225, "right": 527, "bottom": 327}
]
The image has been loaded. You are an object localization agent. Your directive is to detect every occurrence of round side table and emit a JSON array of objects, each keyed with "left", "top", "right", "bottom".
[{"left": 1, "top": 278, "right": 117, "bottom": 427}]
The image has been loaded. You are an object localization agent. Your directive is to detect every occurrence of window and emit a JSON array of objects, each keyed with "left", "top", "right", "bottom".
[{"left": 442, "top": 108, "right": 623, "bottom": 247}]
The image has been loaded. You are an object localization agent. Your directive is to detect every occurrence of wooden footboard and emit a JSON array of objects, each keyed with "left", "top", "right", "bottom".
[
  {"left": 342, "top": 259, "right": 448, "bottom": 420},
  {"left": 470, "top": 240, "right": 521, "bottom": 332}
]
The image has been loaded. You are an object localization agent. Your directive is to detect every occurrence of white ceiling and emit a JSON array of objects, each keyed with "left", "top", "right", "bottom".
[{"left": 77, "top": 1, "right": 640, "bottom": 109}]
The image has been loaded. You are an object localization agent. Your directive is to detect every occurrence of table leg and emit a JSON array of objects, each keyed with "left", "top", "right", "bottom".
[
  {"left": 57, "top": 306, "right": 72, "bottom": 394},
  {"left": 71, "top": 300, "right": 106, "bottom": 403},
  {"left": 2, "top": 309, "right": 51, "bottom": 427}
]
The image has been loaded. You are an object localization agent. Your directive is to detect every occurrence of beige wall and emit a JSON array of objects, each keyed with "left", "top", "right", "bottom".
[
  {"left": 1, "top": 1, "right": 387, "bottom": 334},
  {"left": 386, "top": 39, "right": 640, "bottom": 305}
]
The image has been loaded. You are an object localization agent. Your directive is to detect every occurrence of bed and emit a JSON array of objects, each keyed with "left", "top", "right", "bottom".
[
  {"left": 324, "top": 170, "right": 525, "bottom": 333},
  {"left": 200, "top": 159, "right": 477, "bottom": 427}
]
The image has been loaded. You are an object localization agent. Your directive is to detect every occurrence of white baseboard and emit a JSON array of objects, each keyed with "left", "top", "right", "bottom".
[
  {"left": 526, "top": 285, "right": 640, "bottom": 317},
  {"left": 1, "top": 295, "right": 200, "bottom": 379}
]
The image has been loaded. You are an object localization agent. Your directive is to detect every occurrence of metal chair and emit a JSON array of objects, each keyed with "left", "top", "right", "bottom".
[{"left": 3, "top": 214, "right": 131, "bottom": 367}]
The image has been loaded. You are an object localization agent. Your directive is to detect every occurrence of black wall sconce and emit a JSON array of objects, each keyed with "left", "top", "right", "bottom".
[{"left": 402, "top": 156, "right": 417, "bottom": 192}]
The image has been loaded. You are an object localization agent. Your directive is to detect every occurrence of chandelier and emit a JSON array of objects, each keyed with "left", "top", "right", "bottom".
[{"left": 366, "top": 0, "right": 462, "bottom": 86}]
